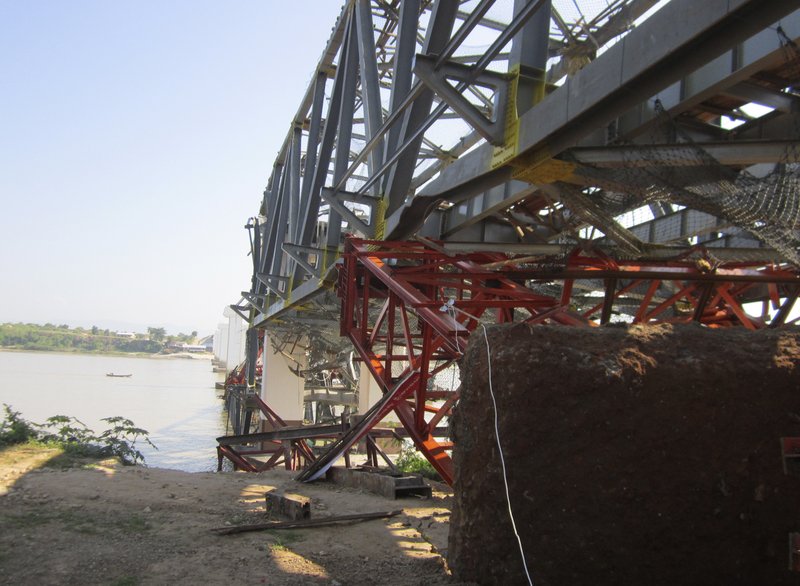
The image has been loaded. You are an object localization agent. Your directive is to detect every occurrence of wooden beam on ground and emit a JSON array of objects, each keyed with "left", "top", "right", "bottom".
[{"left": 211, "top": 510, "right": 402, "bottom": 536}]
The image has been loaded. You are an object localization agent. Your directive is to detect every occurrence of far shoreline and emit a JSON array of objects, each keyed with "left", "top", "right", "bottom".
[{"left": 0, "top": 347, "right": 214, "bottom": 360}]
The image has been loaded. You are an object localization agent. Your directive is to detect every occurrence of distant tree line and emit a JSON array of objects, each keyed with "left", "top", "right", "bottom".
[
  {"left": 147, "top": 327, "right": 198, "bottom": 345},
  {"left": 0, "top": 323, "right": 164, "bottom": 354}
]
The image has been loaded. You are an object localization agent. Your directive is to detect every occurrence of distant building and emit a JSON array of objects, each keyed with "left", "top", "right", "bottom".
[
  {"left": 116, "top": 332, "right": 136, "bottom": 339},
  {"left": 181, "top": 344, "right": 209, "bottom": 353}
]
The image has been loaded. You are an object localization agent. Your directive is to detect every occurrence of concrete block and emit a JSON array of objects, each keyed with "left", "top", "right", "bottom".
[
  {"left": 265, "top": 491, "right": 312, "bottom": 520},
  {"left": 327, "top": 467, "right": 432, "bottom": 499}
]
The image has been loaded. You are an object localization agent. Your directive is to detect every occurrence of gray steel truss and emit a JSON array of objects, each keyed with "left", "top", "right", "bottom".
[{"left": 237, "top": 0, "right": 800, "bottom": 355}]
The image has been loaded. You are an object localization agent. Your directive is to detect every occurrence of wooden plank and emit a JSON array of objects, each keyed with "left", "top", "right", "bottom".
[{"left": 211, "top": 510, "right": 402, "bottom": 536}]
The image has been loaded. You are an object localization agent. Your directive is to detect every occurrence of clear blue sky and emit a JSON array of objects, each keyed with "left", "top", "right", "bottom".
[{"left": 0, "top": 1, "right": 344, "bottom": 335}]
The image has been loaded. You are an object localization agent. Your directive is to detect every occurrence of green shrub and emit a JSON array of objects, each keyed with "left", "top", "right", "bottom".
[
  {"left": 0, "top": 404, "right": 38, "bottom": 446},
  {"left": 395, "top": 444, "right": 440, "bottom": 481},
  {"left": 96, "top": 416, "right": 156, "bottom": 465},
  {"left": 0, "top": 405, "right": 156, "bottom": 465}
]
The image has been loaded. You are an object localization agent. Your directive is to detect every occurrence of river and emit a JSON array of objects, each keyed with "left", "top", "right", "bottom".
[{"left": 0, "top": 350, "right": 228, "bottom": 472}]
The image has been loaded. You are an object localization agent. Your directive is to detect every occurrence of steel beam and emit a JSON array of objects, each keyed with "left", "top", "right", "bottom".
[
  {"left": 382, "top": 0, "right": 419, "bottom": 189},
  {"left": 355, "top": 0, "right": 385, "bottom": 192},
  {"left": 509, "top": 0, "right": 550, "bottom": 114},
  {"left": 295, "top": 7, "right": 355, "bottom": 259},
  {"left": 385, "top": 0, "right": 800, "bottom": 239},
  {"left": 567, "top": 140, "right": 797, "bottom": 167},
  {"left": 721, "top": 81, "right": 800, "bottom": 113},
  {"left": 296, "top": 71, "right": 328, "bottom": 244},
  {"left": 383, "top": 0, "right": 459, "bottom": 215},
  {"left": 326, "top": 13, "right": 361, "bottom": 250},
  {"left": 414, "top": 55, "right": 512, "bottom": 145}
]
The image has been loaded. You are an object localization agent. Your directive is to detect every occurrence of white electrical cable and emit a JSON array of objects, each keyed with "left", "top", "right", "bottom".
[
  {"left": 440, "top": 301, "right": 534, "bottom": 583},
  {"left": 439, "top": 298, "right": 462, "bottom": 353},
  {"left": 481, "top": 324, "right": 534, "bottom": 586},
  {"left": 449, "top": 305, "right": 462, "bottom": 353}
]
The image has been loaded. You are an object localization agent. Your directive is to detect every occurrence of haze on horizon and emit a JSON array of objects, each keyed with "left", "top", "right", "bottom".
[{"left": 0, "top": 1, "right": 344, "bottom": 336}]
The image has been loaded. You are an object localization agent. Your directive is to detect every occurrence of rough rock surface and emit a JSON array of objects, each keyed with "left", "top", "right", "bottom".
[{"left": 448, "top": 323, "right": 800, "bottom": 586}]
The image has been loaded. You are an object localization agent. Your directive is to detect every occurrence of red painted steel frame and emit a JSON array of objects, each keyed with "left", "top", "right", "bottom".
[
  {"left": 217, "top": 393, "right": 318, "bottom": 472},
  {"left": 338, "top": 238, "right": 799, "bottom": 486}
]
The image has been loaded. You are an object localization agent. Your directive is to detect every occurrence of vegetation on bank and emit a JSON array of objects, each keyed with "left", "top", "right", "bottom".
[
  {"left": 0, "top": 404, "right": 156, "bottom": 466},
  {"left": 396, "top": 444, "right": 441, "bottom": 480},
  {"left": 0, "top": 322, "right": 201, "bottom": 354}
]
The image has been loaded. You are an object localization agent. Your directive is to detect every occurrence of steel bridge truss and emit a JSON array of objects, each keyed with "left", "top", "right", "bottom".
[
  {"left": 228, "top": 0, "right": 800, "bottom": 482},
  {"left": 244, "top": 0, "right": 800, "bottom": 330}
]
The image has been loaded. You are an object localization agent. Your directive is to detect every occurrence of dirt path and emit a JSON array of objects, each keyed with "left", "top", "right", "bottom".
[{"left": 0, "top": 445, "right": 461, "bottom": 585}]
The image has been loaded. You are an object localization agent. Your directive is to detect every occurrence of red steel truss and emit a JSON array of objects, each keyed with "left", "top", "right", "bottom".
[
  {"left": 217, "top": 392, "right": 319, "bottom": 472},
  {"left": 310, "top": 238, "right": 799, "bottom": 486}
]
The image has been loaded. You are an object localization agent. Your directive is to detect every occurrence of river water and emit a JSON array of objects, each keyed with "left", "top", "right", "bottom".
[{"left": 0, "top": 351, "right": 228, "bottom": 472}]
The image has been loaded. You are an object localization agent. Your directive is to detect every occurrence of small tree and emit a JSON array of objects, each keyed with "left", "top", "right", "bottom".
[
  {"left": 0, "top": 405, "right": 37, "bottom": 446},
  {"left": 147, "top": 327, "right": 166, "bottom": 342}
]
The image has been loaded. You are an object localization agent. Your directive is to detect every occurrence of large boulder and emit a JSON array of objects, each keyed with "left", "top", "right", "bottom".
[{"left": 449, "top": 323, "right": 800, "bottom": 585}]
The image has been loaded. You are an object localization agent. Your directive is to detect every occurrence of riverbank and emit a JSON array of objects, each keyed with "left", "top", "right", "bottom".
[
  {"left": 153, "top": 351, "right": 213, "bottom": 360},
  {"left": 0, "top": 347, "right": 213, "bottom": 360},
  {"left": 0, "top": 323, "right": 211, "bottom": 357},
  {"left": 0, "top": 444, "right": 461, "bottom": 585}
]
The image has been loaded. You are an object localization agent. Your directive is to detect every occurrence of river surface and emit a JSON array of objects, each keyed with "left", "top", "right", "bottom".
[{"left": 0, "top": 351, "right": 228, "bottom": 472}]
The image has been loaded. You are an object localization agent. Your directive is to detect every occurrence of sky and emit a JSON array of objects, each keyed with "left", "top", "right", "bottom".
[{"left": 0, "top": 1, "right": 345, "bottom": 336}]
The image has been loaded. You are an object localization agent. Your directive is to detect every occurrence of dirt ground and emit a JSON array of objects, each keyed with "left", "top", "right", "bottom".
[{"left": 0, "top": 444, "right": 461, "bottom": 586}]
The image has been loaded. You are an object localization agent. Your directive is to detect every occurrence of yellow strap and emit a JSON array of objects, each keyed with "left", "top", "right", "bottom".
[
  {"left": 286, "top": 274, "right": 294, "bottom": 304},
  {"left": 490, "top": 65, "right": 520, "bottom": 169},
  {"left": 490, "top": 65, "right": 574, "bottom": 184},
  {"left": 510, "top": 151, "right": 576, "bottom": 184},
  {"left": 372, "top": 196, "right": 388, "bottom": 241}
]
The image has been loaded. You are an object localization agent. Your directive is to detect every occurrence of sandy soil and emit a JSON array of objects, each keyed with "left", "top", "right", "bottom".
[{"left": 0, "top": 444, "right": 461, "bottom": 586}]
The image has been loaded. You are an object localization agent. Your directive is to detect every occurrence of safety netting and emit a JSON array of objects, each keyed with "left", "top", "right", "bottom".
[{"left": 567, "top": 29, "right": 800, "bottom": 264}]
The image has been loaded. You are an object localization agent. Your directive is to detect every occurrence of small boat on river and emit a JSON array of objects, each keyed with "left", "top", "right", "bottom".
[{"left": 106, "top": 373, "right": 133, "bottom": 378}]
